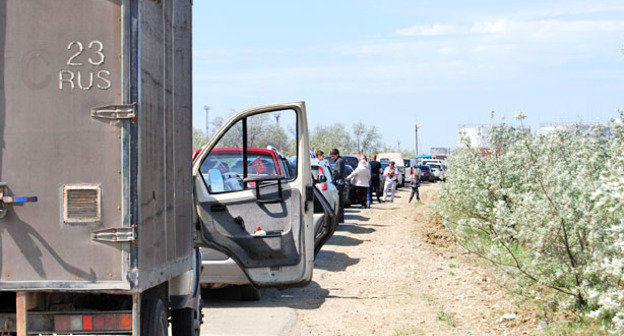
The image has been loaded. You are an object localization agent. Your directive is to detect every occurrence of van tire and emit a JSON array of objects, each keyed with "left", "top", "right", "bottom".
[
  {"left": 239, "top": 285, "right": 261, "bottom": 301},
  {"left": 141, "top": 298, "right": 168, "bottom": 336}
]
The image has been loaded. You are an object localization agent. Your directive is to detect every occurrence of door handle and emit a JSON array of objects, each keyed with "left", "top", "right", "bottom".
[{"left": 210, "top": 204, "right": 227, "bottom": 212}]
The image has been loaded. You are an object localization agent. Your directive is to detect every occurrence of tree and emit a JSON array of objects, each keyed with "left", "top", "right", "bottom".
[
  {"left": 193, "top": 129, "right": 209, "bottom": 150},
  {"left": 352, "top": 122, "right": 381, "bottom": 154},
  {"left": 309, "top": 123, "right": 354, "bottom": 155}
]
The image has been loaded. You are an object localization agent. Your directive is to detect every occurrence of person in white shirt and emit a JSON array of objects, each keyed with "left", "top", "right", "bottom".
[
  {"left": 346, "top": 158, "right": 371, "bottom": 208},
  {"left": 382, "top": 161, "right": 399, "bottom": 202}
]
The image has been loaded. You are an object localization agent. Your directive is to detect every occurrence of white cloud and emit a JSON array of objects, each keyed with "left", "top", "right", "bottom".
[
  {"left": 395, "top": 18, "right": 624, "bottom": 39},
  {"left": 395, "top": 24, "right": 457, "bottom": 36}
]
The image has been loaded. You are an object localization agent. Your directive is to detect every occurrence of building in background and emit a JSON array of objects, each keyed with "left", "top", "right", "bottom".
[
  {"left": 537, "top": 123, "right": 592, "bottom": 136},
  {"left": 457, "top": 124, "right": 491, "bottom": 148},
  {"left": 458, "top": 124, "right": 531, "bottom": 156}
]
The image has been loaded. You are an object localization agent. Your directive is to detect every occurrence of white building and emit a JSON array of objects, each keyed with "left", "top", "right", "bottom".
[
  {"left": 457, "top": 125, "right": 491, "bottom": 147},
  {"left": 458, "top": 124, "right": 530, "bottom": 147},
  {"left": 537, "top": 123, "right": 592, "bottom": 136}
]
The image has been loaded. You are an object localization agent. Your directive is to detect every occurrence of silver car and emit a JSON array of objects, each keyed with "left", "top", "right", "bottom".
[
  {"left": 428, "top": 163, "right": 446, "bottom": 181},
  {"left": 311, "top": 159, "right": 340, "bottom": 216}
]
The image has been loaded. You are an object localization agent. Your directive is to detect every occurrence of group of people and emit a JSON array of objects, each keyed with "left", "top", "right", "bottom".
[{"left": 315, "top": 149, "right": 421, "bottom": 223}]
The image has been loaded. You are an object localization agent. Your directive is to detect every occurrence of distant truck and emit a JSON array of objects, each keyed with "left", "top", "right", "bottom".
[{"left": 0, "top": 1, "right": 202, "bottom": 335}]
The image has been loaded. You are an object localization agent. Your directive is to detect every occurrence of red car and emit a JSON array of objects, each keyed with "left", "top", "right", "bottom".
[{"left": 197, "top": 147, "right": 294, "bottom": 193}]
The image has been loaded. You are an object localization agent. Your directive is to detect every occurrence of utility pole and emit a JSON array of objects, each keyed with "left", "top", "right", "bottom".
[
  {"left": 203, "top": 105, "right": 210, "bottom": 136},
  {"left": 415, "top": 123, "right": 421, "bottom": 156}
]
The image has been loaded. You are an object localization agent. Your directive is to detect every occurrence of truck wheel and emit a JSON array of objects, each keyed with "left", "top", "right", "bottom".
[
  {"left": 171, "top": 305, "right": 202, "bottom": 336},
  {"left": 141, "top": 298, "right": 168, "bottom": 336}
]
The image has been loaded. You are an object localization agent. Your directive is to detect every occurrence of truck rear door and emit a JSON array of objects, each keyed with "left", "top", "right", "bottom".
[
  {"left": 0, "top": 0, "right": 129, "bottom": 288},
  {"left": 193, "top": 102, "right": 315, "bottom": 287}
]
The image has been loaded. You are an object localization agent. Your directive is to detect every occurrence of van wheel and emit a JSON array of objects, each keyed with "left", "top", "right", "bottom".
[
  {"left": 239, "top": 285, "right": 261, "bottom": 301},
  {"left": 141, "top": 298, "right": 168, "bottom": 336}
]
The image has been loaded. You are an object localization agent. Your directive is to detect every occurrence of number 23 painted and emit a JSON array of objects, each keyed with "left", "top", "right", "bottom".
[{"left": 67, "top": 40, "right": 105, "bottom": 66}]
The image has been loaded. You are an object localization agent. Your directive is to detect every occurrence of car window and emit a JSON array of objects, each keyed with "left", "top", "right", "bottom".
[
  {"left": 345, "top": 165, "right": 354, "bottom": 175},
  {"left": 344, "top": 156, "right": 359, "bottom": 168},
  {"left": 200, "top": 120, "right": 245, "bottom": 193},
  {"left": 199, "top": 109, "right": 298, "bottom": 194}
]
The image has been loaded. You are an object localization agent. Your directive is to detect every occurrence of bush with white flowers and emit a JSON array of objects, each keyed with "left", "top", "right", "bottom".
[{"left": 438, "top": 113, "right": 624, "bottom": 332}]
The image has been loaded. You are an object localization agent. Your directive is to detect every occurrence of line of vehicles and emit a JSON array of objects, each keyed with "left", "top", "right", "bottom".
[
  {"left": 194, "top": 150, "right": 449, "bottom": 301},
  {"left": 0, "top": 2, "right": 450, "bottom": 335},
  {"left": 318, "top": 153, "right": 448, "bottom": 208}
]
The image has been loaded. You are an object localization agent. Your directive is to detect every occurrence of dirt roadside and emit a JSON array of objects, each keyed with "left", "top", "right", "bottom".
[{"left": 202, "top": 183, "right": 538, "bottom": 336}]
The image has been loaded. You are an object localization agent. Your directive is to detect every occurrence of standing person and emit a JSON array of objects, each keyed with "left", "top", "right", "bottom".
[
  {"left": 361, "top": 155, "right": 372, "bottom": 208},
  {"left": 409, "top": 174, "right": 421, "bottom": 203},
  {"left": 382, "top": 161, "right": 399, "bottom": 203},
  {"left": 315, "top": 150, "right": 325, "bottom": 161},
  {"left": 330, "top": 149, "right": 346, "bottom": 223},
  {"left": 369, "top": 154, "right": 382, "bottom": 204},
  {"left": 346, "top": 158, "right": 371, "bottom": 208}
]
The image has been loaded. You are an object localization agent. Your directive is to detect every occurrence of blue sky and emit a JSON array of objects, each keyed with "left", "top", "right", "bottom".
[{"left": 192, "top": 0, "right": 624, "bottom": 153}]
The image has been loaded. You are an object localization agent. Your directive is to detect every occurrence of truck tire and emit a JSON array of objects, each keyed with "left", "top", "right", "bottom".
[
  {"left": 141, "top": 298, "right": 168, "bottom": 336},
  {"left": 171, "top": 306, "right": 201, "bottom": 336}
]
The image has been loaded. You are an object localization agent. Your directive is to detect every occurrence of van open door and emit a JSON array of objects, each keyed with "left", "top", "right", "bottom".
[{"left": 192, "top": 102, "right": 314, "bottom": 287}]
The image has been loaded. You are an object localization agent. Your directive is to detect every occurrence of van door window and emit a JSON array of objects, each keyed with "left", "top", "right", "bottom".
[
  {"left": 200, "top": 120, "right": 244, "bottom": 193},
  {"left": 199, "top": 110, "right": 298, "bottom": 194}
]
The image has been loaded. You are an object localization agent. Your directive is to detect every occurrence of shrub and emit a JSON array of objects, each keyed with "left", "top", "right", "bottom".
[{"left": 438, "top": 113, "right": 624, "bottom": 332}]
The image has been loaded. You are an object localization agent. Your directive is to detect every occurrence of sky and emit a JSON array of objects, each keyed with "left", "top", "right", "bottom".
[{"left": 192, "top": 0, "right": 624, "bottom": 154}]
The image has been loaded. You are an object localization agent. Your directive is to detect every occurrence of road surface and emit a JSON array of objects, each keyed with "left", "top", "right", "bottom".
[{"left": 200, "top": 183, "right": 535, "bottom": 335}]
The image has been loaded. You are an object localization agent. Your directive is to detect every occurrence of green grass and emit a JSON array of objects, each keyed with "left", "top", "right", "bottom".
[
  {"left": 449, "top": 263, "right": 457, "bottom": 268},
  {"left": 392, "top": 326, "right": 417, "bottom": 336},
  {"left": 544, "top": 321, "right": 606, "bottom": 336},
  {"left": 436, "top": 310, "right": 457, "bottom": 327},
  {"left": 421, "top": 293, "right": 437, "bottom": 305}
]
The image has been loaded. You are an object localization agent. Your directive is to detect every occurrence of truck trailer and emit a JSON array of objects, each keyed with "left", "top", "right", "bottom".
[{"left": 0, "top": 0, "right": 201, "bottom": 335}]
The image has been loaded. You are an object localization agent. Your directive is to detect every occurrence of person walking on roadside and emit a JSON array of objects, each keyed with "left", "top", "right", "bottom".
[
  {"left": 330, "top": 149, "right": 346, "bottom": 223},
  {"left": 409, "top": 174, "right": 421, "bottom": 203},
  {"left": 346, "top": 157, "right": 371, "bottom": 208},
  {"left": 368, "top": 154, "right": 382, "bottom": 204},
  {"left": 382, "top": 161, "right": 400, "bottom": 203}
]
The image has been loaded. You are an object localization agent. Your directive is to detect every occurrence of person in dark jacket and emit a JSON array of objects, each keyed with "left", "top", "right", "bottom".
[
  {"left": 368, "top": 154, "right": 382, "bottom": 204},
  {"left": 409, "top": 175, "right": 421, "bottom": 202},
  {"left": 330, "top": 148, "right": 346, "bottom": 223}
]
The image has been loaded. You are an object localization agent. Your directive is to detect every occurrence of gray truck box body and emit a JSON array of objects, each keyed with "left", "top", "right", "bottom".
[{"left": 0, "top": 0, "right": 193, "bottom": 292}]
